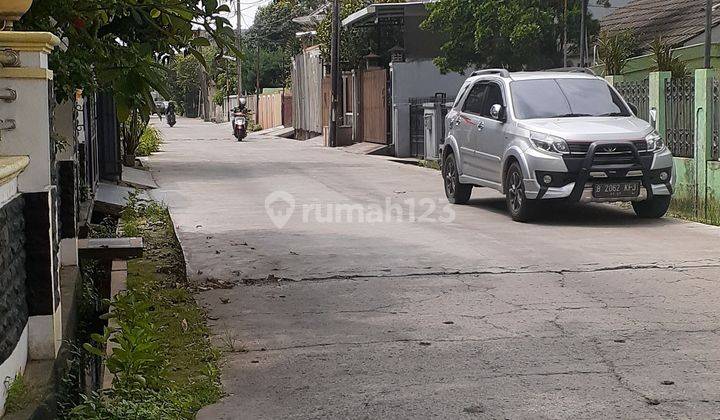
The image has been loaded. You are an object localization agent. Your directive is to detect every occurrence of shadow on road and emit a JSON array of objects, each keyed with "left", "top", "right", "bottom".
[{"left": 466, "top": 197, "right": 674, "bottom": 228}]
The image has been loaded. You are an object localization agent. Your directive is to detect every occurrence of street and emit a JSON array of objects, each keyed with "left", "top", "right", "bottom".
[{"left": 150, "top": 117, "right": 720, "bottom": 419}]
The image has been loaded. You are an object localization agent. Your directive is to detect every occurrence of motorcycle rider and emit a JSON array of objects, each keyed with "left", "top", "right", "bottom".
[
  {"left": 166, "top": 101, "right": 176, "bottom": 127},
  {"left": 231, "top": 98, "right": 248, "bottom": 141}
]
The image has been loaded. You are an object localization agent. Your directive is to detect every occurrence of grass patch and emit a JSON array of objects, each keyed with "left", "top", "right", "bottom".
[
  {"left": 418, "top": 159, "right": 441, "bottom": 170},
  {"left": 3, "top": 374, "right": 32, "bottom": 415},
  {"left": 136, "top": 125, "right": 163, "bottom": 157},
  {"left": 68, "top": 195, "right": 221, "bottom": 419}
]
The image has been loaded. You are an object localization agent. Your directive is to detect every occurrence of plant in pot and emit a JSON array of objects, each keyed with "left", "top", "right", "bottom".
[{"left": 120, "top": 109, "right": 150, "bottom": 168}]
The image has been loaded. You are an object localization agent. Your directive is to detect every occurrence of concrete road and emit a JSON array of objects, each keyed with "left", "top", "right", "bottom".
[{"left": 150, "top": 117, "right": 720, "bottom": 419}]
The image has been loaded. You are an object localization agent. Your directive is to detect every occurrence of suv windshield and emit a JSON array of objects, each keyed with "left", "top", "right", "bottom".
[{"left": 510, "top": 78, "right": 631, "bottom": 119}]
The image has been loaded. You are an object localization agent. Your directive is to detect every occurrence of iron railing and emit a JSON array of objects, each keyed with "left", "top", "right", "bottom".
[
  {"left": 665, "top": 78, "right": 695, "bottom": 158},
  {"left": 712, "top": 78, "right": 720, "bottom": 160},
  {"left": 615, "top": 78, "right": 650, "bottom": 122}
]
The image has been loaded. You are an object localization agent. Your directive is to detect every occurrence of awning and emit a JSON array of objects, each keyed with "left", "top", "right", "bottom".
[{"left": 342, "top": 1, "right": 436, "bottom": 29}]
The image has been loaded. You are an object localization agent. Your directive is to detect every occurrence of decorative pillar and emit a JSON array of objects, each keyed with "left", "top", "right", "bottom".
[
  {"left": 649, "top": 71, "right": 672, "bottom": 138},
  {"left": 694, "top": 68, "right": 715, "bottom": 218},
  {"left": 0, "top": 30, "right": 63, "bottom": 360}
]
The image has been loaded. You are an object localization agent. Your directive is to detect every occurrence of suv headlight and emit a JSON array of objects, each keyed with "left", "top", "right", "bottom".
[
  {"left": 645, "top": 130, "right": 665, "bottom": 152},
  {"left": 529, "top": 132, "right": 569, "bottom": 155}
]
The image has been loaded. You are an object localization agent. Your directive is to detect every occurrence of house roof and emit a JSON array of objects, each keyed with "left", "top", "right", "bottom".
[
  {"left": 601, "top": 0, "right": 720, "bottom": 48},
  {"left": 292, "top": 4, "right": 328, "bottom": 28},
  {"left": 342, "top": 1, "right": 437, "bottom": 28}
]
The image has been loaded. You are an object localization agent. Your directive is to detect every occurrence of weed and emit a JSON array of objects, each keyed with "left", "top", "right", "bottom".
[
  {"left": 219, "top": 329, "right": 247, "bottom": 353},
  {"left": 3, "top": 374, "right": 31, "bottom": 415},
  {"left": 418, "top": 159, "right": 441, "bottom": 170}
]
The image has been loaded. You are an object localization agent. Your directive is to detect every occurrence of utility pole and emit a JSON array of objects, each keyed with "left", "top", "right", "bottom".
[
  {"left": 235, "top": 0, "right": 243, "bottom": 106},
  {"left": 579, "top": 0, "right": 587, "bottom": 68},
  {"left": 256, "top": 44, "right": 260, "bottom": 124},
  {"left": 705, "top": 0, "right": 712, "bottom": 68},
  {"left": 329, "top": 0, "right": 340, "bottom": 147},
  {"left": 563, "top": 0, "right": 568, "bottom": 67}
]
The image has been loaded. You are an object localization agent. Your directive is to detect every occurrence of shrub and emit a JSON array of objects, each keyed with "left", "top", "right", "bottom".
[
  {"left": 136, "top": 126, "right": 163, "bottom": 157},
  {"left": 650, "top": 37, "right": 689, "bottom": 79},
  {"left": 597, "top": 30, "right": 635, "bottom": 76}
]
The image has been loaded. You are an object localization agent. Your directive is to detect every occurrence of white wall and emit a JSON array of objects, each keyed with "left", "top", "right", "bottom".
[
  {"left": 0, "top": 324, "right": 28, "bottom": 417},
  {"left": 390, "top": 60, "right": 466, "bottom": 157}
]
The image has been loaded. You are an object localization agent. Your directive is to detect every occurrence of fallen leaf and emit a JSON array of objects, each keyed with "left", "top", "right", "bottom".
[{"left": 181, "top": 318, "right": 188, "bottom": 332}]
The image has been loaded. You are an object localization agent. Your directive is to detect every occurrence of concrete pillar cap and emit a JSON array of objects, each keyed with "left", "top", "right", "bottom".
[{"left": 0, "top": 31, "right": 61, "bottom": 53}]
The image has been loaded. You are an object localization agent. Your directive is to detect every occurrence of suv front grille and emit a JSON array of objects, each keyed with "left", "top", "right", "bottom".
[{"left": 567, "top": 140, "right": 647, "bottom": 155}]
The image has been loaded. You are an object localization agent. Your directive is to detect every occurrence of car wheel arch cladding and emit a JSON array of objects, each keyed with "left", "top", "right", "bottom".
[
  {"left": 442, "top": 140, "right": 461, "bottom": 171},
  {"left": 502, "top": 149, "right": 529, "bottom": 192}
]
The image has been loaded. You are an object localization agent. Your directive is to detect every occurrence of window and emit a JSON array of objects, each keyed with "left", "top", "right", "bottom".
[
  {"left": 462, "top": 83, "right": 487, "bottom": 115},
  {"left": 510, "top": 78, "right": 630, "bottom": 119},
  {"left": 481, "top": 83, "right": 504, "bottom": 118}
]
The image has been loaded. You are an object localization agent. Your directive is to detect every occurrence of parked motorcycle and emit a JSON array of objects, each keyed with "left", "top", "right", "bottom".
[
  {"left": 166, "top": 101, "right": 176, "bottom": 127},
  {"left": 231, "top": 98, "right": 248, "bottom": 141}
]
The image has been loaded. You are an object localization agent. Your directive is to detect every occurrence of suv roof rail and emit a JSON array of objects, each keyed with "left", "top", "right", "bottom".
[
  {"left": 471, "top": 68, "right": 511, "bottom": 78},
  {"left": 544, "top": 67, "right": 597, "bottom": 76}
]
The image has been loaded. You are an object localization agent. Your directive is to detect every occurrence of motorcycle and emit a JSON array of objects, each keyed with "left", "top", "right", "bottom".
[
  {"left": 232, "top": 111, "right": 247, "bottom": 141},
  {"left": 166, "top": 102, "right": 176, "bottom": 127}
]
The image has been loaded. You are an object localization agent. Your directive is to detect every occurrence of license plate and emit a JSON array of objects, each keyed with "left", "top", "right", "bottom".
[{"left": 592, "top": 181, "right": 640, "bottom": 199}]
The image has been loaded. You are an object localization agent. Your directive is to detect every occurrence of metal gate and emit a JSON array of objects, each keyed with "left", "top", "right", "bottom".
[
  {"left": 665, "top": 78, "right": 695, "bottom": 158},
  {"left": 615, "top": 78, "right": 650, "bottom": 122}
]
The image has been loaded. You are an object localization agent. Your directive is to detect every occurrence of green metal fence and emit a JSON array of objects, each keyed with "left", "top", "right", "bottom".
[{"left": 664, "top": 78, "right": 695, "bottom": 158}]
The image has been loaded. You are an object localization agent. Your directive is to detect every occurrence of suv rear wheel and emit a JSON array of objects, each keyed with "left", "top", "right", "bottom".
[
  {"left": 632, "top": 195, "right": 671, "bottom": 218},
  {"left": 505, "top": 162, "right": 537, "bottom": 222},
  {"left": 443, "top": 153, "right": 472, "bottom": 204}
]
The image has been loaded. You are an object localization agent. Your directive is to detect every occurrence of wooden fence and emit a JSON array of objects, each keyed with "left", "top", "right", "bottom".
[{"left": 245, "top": 91, "right": 290, "bottom": 130}]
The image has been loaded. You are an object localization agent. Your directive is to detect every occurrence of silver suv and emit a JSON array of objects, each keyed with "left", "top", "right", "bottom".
[{"left": 440, "top": 69, "right": 675, "bottom": 222}]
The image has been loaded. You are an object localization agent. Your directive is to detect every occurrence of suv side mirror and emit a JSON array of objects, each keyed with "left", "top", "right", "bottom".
[
  {"left": 628, "top": 103, "right": 639, "bottom": 115},
  {"left": 490, "top": 104, "right": 506, "bottom": 122}
]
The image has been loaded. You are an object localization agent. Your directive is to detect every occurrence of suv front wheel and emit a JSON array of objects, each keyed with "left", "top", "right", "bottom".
[
  {"left": 443, "top": 152, "right": 472, "bottom": 204},
  {"left": 632, "top": 195, "right": 671, "bottom": 218},
  {"left": 505, "top": 162, "right": 537, "bottom": 222}
]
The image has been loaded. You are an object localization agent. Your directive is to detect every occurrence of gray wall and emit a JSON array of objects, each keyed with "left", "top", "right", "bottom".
[{"left": 390, "top": 60, "right": 466, "bottom": 157}]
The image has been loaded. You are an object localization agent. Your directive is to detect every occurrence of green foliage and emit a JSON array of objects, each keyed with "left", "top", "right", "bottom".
[
  {"left": 68, "top": 387, "right": 194, "bottom": 420},
  {"left": 597, "top": 31, "right": 636, "bottom": 76},
  {"left": 3, "top": 374, "right": 31, "bottom": 415},
  {"left": 316, "top": 0, "right": 399, "bottom": 70},
  {"left": 70, "top": 196, "right": 221, "bottom": 418},
  {"left": 19, "top": 0, "right": 240, "bottom": 122},
  {"left": 137, "top": 125, "right": 163, "bottom": 157},
  {"left": 121, "top": 110, "right": 150, "bottom": 158},
  {"left": 650, "top": 37, "right": 689, "bottom": 79},
  {"left": 421, "top": 0, "right": 602, "bottom": 72}
]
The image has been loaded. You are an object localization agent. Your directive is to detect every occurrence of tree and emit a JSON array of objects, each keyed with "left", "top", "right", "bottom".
[
  {"left": 19, "top": 0, "right": 240, "bottom": 158},
  {"left": 245, "top": 0, "right": 323, "bottom": 88},
  {"left": 316, "top": 0, "right": 399, "bottom": 70},
  {"left": 420, "top": 0, "right": 602, "bottom": 73}
]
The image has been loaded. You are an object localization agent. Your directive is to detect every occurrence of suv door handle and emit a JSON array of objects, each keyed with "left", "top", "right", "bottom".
[{"left": 477, "top": 121, "right": 485, "bottom": 131}]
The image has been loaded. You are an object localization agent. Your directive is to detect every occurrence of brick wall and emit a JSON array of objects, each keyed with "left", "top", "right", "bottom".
[{"left": 0, "top": 196, "right": 28, "bottom": 364}]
